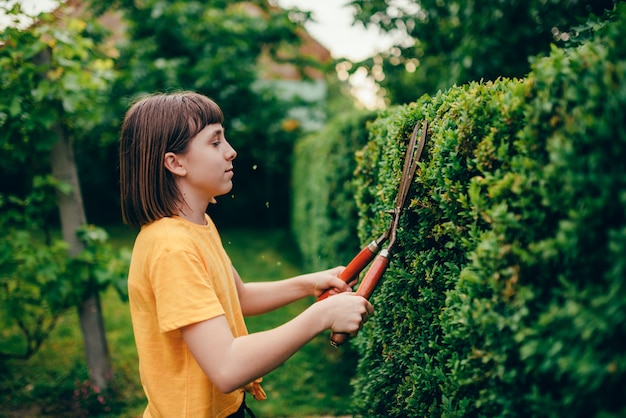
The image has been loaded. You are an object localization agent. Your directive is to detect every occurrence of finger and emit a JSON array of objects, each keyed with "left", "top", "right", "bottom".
[
  {"left": 330, "top": 266, "right": 346, "bottom": 277},
  {"left": 328, "top": 286, "right": 352, "bottom": 297},
  {"left": 350, "top": 328, "right": 359, "bottom": 337},
  {"left": 330, "top": 277, "right": 353, "bottom": 292}
]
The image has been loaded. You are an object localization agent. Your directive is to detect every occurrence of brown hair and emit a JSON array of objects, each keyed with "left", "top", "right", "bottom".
[{"left": 119, "top": 91, "right": 224, "bottom": 227}]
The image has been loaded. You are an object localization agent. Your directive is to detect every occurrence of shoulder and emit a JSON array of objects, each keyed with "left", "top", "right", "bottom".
[
  {"left": 140, "top": 217, "right": 190, "bottom": 239},
  {"left": 135, "top": 217, "right": 199, "bottom": 253},
  {"left": 136, "top": 215, "right": 223, "bottom": 251}
]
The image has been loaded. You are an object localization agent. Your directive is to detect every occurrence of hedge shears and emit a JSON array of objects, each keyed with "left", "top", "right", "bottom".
[{"left": 318, "top": 120, "right": 429, "bottom": 347}]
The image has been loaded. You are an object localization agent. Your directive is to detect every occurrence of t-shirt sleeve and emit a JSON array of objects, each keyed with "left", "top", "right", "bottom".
[{"left": 151, "top": 249, "right": 225, "bottom": 333}]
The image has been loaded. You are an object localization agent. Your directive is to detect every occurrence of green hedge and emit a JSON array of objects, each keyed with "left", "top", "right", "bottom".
[
  {"left": 291, "top": 110, "right": 376, "bottom": 272},
  {"left": 348, "top": 5, "right": 626, "bottom": 417}
]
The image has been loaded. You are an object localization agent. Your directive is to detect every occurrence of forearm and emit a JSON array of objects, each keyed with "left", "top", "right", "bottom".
[
  {"left": 183, "top": 292, "right": 372, "bottom": 394},
  {"left": 228, "top": 304, "right": 325, "bottom": 388},
  {"left": 239, "top": 276, "right": 312, "bottom": 316},
  {"left": 235, "top": 266, "right": 350, "bottom": 316},
  {"left": 184, "top": 303, "right": 327, "bottom": 393}
]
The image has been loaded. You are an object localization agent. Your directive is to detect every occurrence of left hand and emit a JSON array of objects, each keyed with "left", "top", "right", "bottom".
[{"left": 309, "top": 266, "right": 358, "bottom": 298}]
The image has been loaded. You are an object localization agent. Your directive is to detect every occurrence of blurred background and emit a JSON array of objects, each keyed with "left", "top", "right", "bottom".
[{"left": 0, "top": 0, "right": 617, "bottom": 416}]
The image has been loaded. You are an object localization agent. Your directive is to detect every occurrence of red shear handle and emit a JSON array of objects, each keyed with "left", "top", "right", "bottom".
[
  {"left": 317, "top": 241, "right": 379, "bottom": 301},
  {"left": 355, "top": 252, "right": 390, "bottom": 299},
  {"left": 330, "top": 251, "right": 390, "bottom": 347}
]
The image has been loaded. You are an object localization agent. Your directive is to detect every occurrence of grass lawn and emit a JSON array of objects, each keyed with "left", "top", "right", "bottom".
[{"left": 0, "top": 226, "right": 358, "bottom": 417}]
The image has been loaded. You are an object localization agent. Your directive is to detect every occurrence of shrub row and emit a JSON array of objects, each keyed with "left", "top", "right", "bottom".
[
  {"left": 345, "top": 5, "right": 626, "bottom": 417},
  {"left": 291, "top": 6, "right": 624, "bottom": 417},
  {"left": 291, "top": 110, "right": 376, "bottom": 272}
]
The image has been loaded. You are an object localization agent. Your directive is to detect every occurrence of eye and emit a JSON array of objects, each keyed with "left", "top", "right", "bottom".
[{"left": 211, "top": 128, "right": 225, "bottom": 147}]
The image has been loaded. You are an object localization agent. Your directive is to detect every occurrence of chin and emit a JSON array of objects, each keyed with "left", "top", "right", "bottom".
[{"left": 217, "top": 185, "right": 234, "bottom": 198}]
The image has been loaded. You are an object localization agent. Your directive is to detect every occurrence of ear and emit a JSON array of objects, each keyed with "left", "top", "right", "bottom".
[{"left": 164, "top": 152, "right": 187, "bottom": 177}]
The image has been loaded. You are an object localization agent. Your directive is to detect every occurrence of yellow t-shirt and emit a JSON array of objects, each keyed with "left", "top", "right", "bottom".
[{"left": 128, "top": 214, "right": 259, "bottom": 418}]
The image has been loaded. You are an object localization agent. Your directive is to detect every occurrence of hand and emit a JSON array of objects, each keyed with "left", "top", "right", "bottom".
[
  {"left": 309, "top": 266, "right": 358, "bottom": 298},
  {"left": 318, "top": 292, "right": 374, "bottom": 336}
]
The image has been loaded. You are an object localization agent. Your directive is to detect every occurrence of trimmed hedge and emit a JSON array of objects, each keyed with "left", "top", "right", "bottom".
[
  {"left": 346, "top": 5, "right": 626, "bottom": 417},
  {"left": 291, "top": 110, "right": 376, "bottom": 272}
]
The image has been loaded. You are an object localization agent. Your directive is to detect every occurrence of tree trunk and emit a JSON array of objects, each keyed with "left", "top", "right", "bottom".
[{"left": 50, "top": 125, "right": 112, "bottom": 390}]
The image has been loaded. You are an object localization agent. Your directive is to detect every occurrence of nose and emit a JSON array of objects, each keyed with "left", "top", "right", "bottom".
[{"left": 226, "top": 141, "right": 237, "bottom": 160}]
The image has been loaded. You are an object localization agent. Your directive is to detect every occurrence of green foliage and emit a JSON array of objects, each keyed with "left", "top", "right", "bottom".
[
  {"left": 98, "top": 0, "right": 321, "bottom": 227},
  {"left": 0, "top": 2, "right": 129, "bottom": 360},
  {"left": 0, "top": 2, "right": 115, "bottom": 161},
  {"left": 347, "top": 0, "right": 615, "bottom": 104},
  {"left": 349, "top": 5, "right": 626, "bottom": 416},
  {"left": 291, "top": 109, "right": 376, "bottom": 271},
  {"left": 0, "top": 0, "right": 116, "bottom": 224},
  {"left": 0, "top": 217, "right": 130, "bottom": 360},
  {"left": 0, "top": 290, "right": 143, "bottom": 417},
  {"left": 74, "top": 225, "right": 131, "bottom": 302},
  {"left": 0, "top": 229, "right": 70, "bottom": 359}
]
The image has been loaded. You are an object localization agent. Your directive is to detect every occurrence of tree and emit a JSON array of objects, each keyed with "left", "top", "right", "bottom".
[
  {"left": 0, "top": 1, "right": 122, "bottom": 390},
  {"left": 345, "top": 0, "right": 615, "bottom": 104},
  {"left": 88, "top": 0, "right": 326, "bottom": 227}
]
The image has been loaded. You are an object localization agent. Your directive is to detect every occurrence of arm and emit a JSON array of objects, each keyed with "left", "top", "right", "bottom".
[
  {"left": 233, "top": 266, "right": 356, "bottom": 316},
  {"left": 182, "top": 292, "right": 373, "bottom": 393}
]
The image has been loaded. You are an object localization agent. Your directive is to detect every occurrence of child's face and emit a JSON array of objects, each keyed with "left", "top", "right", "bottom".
[{"left": 176, "top": 123, "right": 237, "bottom": 203}]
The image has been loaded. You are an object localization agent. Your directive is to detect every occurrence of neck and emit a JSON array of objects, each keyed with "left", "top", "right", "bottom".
[
  {"left": 177, "top": 195, "right": 210, "bottom": 225},
  {"left": 175, "top": 185, "right": 215, "bottom": 225},
  {"left": 178, "top": 210, "right": 207, "bottom": 225}
]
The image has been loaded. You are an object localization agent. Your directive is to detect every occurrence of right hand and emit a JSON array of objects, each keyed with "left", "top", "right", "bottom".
[
  {"left": 308, "top": 266, "right": 355, "bottom": 298},
  {"left": 318, "top": 292, "right": 374, "bottom": 336}
]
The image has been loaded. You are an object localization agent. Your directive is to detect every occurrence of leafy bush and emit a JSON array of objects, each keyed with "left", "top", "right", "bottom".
[
  {"left": 0, "top": 3, "right": 130, "bottom": 365},
  {"left": 349, "top": 5, "right": 626, "bottom": 417},
  {"left": 291, "top": 109, "right": 376, "bottom": 271},
  {"left": 348, "top": 0, "right": 614, "bottom": 105},
  {"left": 0, "top": 221, "right": 130, "bottom": 360},
  {"left": 0, "top": 177, "right": 129, "bottom": 361}
]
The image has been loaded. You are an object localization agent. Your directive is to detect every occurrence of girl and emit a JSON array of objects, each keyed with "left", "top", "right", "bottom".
[{"left": 119, "top": 91, "right": 373, "bottom": 418}]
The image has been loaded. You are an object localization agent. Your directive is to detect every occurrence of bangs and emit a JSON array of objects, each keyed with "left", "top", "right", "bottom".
[{"left": 183, "top": 94, "right": 224, "bottom": 138}]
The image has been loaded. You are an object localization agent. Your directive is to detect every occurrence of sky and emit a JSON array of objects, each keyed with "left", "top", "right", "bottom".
[
  {"left": 275, "top": 0, "right": 393, "bottom": 61},
  {"left": 275, "top": 0, "right": 394, "bottom": 108}
]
